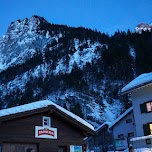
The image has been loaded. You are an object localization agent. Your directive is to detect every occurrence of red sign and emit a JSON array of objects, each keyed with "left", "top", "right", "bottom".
[
  {"left": 38, "top": 128, "right": 54, "bottom": 137},
  {"left": 35, "top": 126, "right": 57, "bottom": 139}
]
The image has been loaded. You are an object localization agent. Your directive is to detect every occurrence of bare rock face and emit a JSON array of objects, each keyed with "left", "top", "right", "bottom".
[
  {"left": 135, "top": 22, "right": 152, "bottom": 34},
  {"left": 0, "top": 16, "right": 51, "bottom": 71}
]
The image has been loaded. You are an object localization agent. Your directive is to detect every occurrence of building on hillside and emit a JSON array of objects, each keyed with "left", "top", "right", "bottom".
[
  {"left": 85, "top": 122, "right": 113, "bottom": 152},
  {"left": 109, "top": 107, "right": 136, "bottom": 151},
  {"left": 0, "top": 100, "right": 95, "bottom": 152},
  {"left": 121, "top": 72, "right": 152, "bottom": 148}
]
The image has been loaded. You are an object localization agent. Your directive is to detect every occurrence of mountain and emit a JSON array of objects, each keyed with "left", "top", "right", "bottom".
[
  {"left": 135, "top": 22, "right": 152, "bottom": 34},
  {"left": 0, "top": 15, "right": 152, "bottom": 128}
]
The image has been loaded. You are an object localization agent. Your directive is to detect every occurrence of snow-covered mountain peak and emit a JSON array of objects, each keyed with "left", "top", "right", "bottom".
[
  {"left": 0, "top": 16, "right": 53, "bottom": 71},
  {"left": 6, "top": 15, "right": 48, "bottom": 39},
  {"left": 135, "top": 22, "right": 152, "bottom": 34}
]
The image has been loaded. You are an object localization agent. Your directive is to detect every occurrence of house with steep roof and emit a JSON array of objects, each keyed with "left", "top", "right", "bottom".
[
  {"left": 109, "top": 107, "right": 136, "bottom": 151},
  {"left": 121, "top": 72, "right": 152, "bottom": 148},
  {"left": 0, "top": 100, "right": 95, "bottom": 152},
  {"left": 85, "top": 122, "right": 113, "bottom": 152}
]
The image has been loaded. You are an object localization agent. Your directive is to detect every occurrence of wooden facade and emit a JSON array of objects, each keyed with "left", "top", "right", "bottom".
[{"left": 0, "top": 104, "right": 94, "bottom": 152}]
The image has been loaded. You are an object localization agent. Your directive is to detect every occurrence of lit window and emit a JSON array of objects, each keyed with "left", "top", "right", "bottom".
[
  {"left": 150, "top": 124, "right": 152, "bottom": 134},
  {"left": 126, "top": 119, "right": 132, "bottom": 123},
  {"left": 43, "top": 116, "right": 51, "bottom": 127},
  {"left": 146, "top": 102, "right": 152, "bottom": 112}
]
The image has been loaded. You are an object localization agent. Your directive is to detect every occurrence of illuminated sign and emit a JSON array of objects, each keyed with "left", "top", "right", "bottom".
[
  {"left": 70, "top": 145, "right": 82, "bottom": 152},
  {"left": 35, "top": 126, "right": 57, "bottom": 139}
]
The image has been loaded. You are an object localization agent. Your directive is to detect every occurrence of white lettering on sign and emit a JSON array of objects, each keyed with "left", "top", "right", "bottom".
[{"left": 35, "top": 126, "right": 57, "bottom": 139}]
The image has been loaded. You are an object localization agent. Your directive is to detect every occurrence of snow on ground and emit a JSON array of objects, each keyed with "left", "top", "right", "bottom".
[
  {"left": 130, "top": 135, "right": 152, "bottom": 141},
  {"left": 74, "top": 38, "right": 79, "bottom": 50},
  {"left": 45, "top": 31, "right": 50, "bottom": 38},
  {"left": 103, "top": 99, "right": 123, "bottom": 123},
  {"left": 0, "top": 63, "right": 50, "bottom": 96},
  {"left": 32, "top": 63, "right": 50, "bottom": 78},
  {"left": 134, "top": 148, "right": 152, "bottom": 152},
  {"left": 54, "top": 41, "right": 101, "bottom": 74},
  {"left": 129, "top": 47, "right": 136, "bottom": 60},
  {"left": 87, "top": 102, "right": 103, "bottom": 121}
]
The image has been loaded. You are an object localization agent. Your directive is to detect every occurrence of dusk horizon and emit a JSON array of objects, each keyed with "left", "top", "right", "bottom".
[{"left": 1, "top": 0, "right": 152, "bottom": 37}]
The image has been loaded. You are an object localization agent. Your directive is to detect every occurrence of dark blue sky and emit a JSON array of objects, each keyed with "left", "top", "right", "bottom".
[{"left": 1, "top": 0, "right": 152, "bottom": 37}]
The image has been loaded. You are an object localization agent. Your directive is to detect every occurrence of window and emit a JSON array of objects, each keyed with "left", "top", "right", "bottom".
[
  {"left": 126, "top": 119, "right": 132, "bottom": 123},
  {"left": 43, "top": 116, "right": 51, "bottom": 127},
  {"left": 146, "top": 139, "right": 151, "bottom": 145},
  {"left": 143, "top": 123, "right": 152, "bottom": 136},
  {"left": 150, "top": 124, "right": 152, "bottom": 134},
  {"left": 128, "top": 132, "right": 134, "bottom": 137},
  {"left": 118, "top": 134, "right": 124, "bottom": 139},
  {"left": 70, "top": 146, "right": 82, "bottom": 152},
  {"left": 140, "top": 101, "right": 152, "bottom": 113},
  {"left": 140, "top": 103, "right": 147, "bottom": 113},
  {"left": 146, "top": 102, "right": 152, "bottom": 112}
]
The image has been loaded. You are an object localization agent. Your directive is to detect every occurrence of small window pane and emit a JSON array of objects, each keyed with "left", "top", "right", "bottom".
[
  {"left": 126, "top": 119, "right": 132, "bottom": 123},
  {"left": 43, "top": 117, "right": 50, "bottom": 127},
  {"left": 146, "top": 102, "right": 152, "bottom": 112},
  {"left": 44, "top": 121, "right": 47, "bottom": 126},
  {"left": 143, "top": 124, "right": 151, "bottom": 136}
]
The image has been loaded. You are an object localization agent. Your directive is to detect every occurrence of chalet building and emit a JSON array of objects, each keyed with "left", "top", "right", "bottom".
[
  {"left": 85, "top": 122, "right": 113, "bottom": 152},
  {"left": 0, "top": 100, "right": 95, "bottom": 152},
  {"left": 109, "top": 107, "right": 136, "bottom": 151},
  {"left": 121, "top": 72, "right": 152, "bottom": 148}
]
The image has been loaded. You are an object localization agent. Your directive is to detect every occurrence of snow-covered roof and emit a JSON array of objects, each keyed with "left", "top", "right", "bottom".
[
  {"left": 95, "top": 122, "right": 111, "bottom": 132},
  {"left": 121, "top": 72, "right": 152, "bottom": 94},
  {"left": 109, "top": 107, "right": 133, "bottom": 129},
  {"left": 124, "top": 148, "right": 152, "bottom": 152},
  {"left": 130, "top": 135, "right": 152, "bottom": 141},
  {"left": 0, "top": 100, "right": 94, "bottom": 131}
]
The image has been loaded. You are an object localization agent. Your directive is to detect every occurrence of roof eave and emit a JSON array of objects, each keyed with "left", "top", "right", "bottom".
[
  {"left": 0, "top": 105, "right": 94, "bottom": 135},
  {"left": 51, "top": 106, "right": 95, "bottom": 135},
  {"left": 109, "top": 108, "right": 133, "bottom": 129},
  {"left": 120, "top": 82, "right": 152, "bottom": 96}
]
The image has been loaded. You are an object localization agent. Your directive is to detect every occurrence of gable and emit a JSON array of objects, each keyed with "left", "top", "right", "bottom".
[
  {"left": 0, "top": 100, "right": 94, "bottom": 135},
  {"left": 109, "top": 107, "right": 133, "bottom": 129}
]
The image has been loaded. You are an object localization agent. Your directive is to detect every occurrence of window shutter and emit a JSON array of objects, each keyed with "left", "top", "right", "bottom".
[
  {"left": 140, "top": 103, "right": 147, "bottom": 113},
  {"left": 143, "top": 124, "right": 151, "bottom": 136}
]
